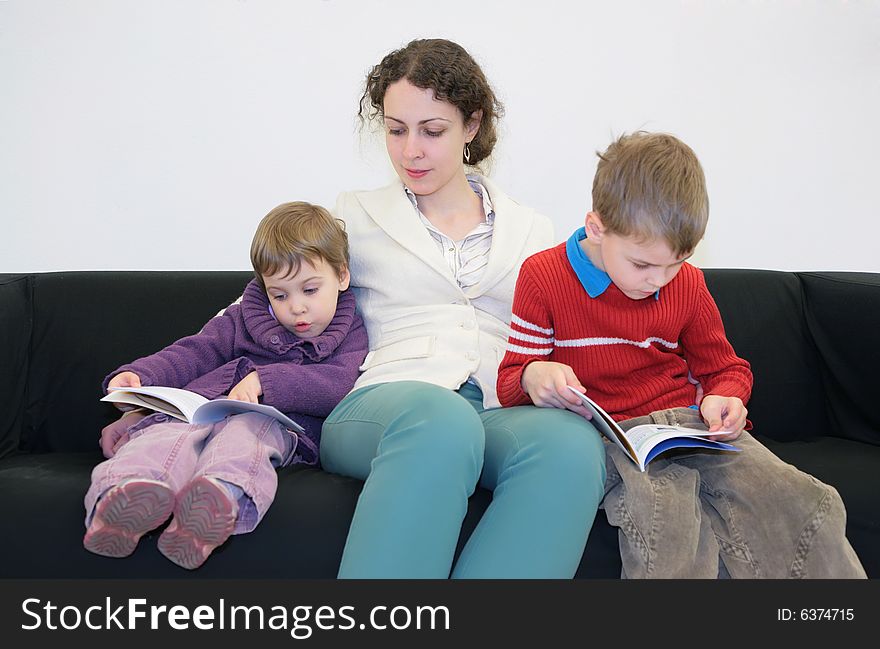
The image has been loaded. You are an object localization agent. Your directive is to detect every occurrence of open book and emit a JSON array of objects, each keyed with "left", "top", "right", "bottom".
[
  {"left": 566, "top": 386, "right": 739, "bottom": 471},
  {"left": 101, "top": 386, "right": 304, "bottom": 433}
]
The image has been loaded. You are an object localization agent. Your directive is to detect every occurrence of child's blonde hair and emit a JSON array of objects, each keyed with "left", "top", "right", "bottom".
[
  {"left": 250, "top": 202, "right": 349, "bottom": 289},
  {"left": 592, "top": 131, "right": 709, "bottom": 256}
]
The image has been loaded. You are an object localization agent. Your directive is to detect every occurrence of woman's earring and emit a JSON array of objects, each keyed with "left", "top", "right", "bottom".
[{"left": 464, "top": 142, "right": 471, "bottom": 163}]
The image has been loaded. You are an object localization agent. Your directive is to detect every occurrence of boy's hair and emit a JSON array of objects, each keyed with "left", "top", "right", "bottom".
[
  {"left": 358, "top": 38, "right": 503, "bottom": 166},
  {"left": 250, "top": 202, "right": 349, "bottom": 289},
  {"left": 592, "top": 131, "right": 709, "bottom": 256}
]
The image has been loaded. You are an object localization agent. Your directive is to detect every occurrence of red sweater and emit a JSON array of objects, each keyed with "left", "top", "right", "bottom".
[{"left": 496, "top": 242, "right": 752, "bottom": 421}]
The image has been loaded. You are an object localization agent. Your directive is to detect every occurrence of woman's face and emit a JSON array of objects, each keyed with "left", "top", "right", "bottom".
[{"left": 382, "top": 79, "right": 478, "bottom": 199}]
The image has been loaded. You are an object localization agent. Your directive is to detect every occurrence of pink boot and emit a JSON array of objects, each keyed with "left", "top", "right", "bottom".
[
  {"left": 83, "top": 479, "right": 174, "bottom": 558},
  {"left": 157, "top": 476, "right": 238, "bottom": 570}
]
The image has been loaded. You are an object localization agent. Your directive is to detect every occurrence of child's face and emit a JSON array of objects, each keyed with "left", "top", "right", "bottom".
[
  {"left": 262, "top": 258, "right": 350, "bottom": 339},
  {"left": 595, "top": 232, "right": 691, "bottom": 300},
  {"left": 382, "top": 79, "right": 479, "bottom": 199}
]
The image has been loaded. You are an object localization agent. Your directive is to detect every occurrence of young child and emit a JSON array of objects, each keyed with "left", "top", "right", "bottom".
[
  {"left": 497, "top": 132, "right": 866, "bottom": 578},
  {"left": 84, "top": 201, "right": 368, "bottom": 569}
]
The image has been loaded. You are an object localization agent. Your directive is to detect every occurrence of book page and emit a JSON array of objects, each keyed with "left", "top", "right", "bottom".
[
  {"left": 102, "top": 387, "right": 306, "bottom": 433},
  {"left": 642, "top": 436, "right": 740, "bottom": 467},
  {"left": 192, "top": 399, "right": 304, "bottom": 433},
  {"left": 102, "top": 386, "right": 210, "bottom": 422},
  {"left": 627, "top": 424, "right": 740, "bottom": 470},
  {"left": 565, "top": 387, "right": 740, "bottom": 471},
  {"left": 625, "top": 424, "right": 719, "bottom": 453},
  {"left": 566, "top": 386, "right": 638, "bottom": 462}
]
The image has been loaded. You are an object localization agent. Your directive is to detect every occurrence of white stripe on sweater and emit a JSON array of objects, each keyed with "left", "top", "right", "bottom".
[
  {"left": 554, "top": 336, "right": 679, "bottom": 349},
  {"left": 508, "top": 329, "right": 555, "bottom": 345},
  {"left": 511, "top": 313, "right": 554, "bottom": 335},
  {"left": 507, "top": 343, "right": 554, "bottom": 356}
]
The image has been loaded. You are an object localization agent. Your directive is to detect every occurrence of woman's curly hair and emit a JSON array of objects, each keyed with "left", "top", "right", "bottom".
[{"left": 358, "top": 39, "right": 504, "bottom": 166}]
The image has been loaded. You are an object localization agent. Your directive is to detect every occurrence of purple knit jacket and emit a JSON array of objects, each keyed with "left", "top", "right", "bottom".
[{"left": 104, "top": 279, "right": 368, "bottom": 464}]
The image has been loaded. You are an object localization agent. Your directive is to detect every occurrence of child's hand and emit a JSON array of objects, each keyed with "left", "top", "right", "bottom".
[
  {"left": 228, "top": 372, "right": 262, "bottom": 403},
  {"left": 700, "top": 395, "right": 747, "bottom": 441},
  {"left": 521, "top": 361, "right": 592, "bottom": 419},
  {"left": 108, "top": 371, "right": 142, "bottom": 389},
  {"left": 106, "top": 371, "right": 143, "bottom": 411},
  {"left": 99, "top": 409, "right": 147, "bottom": 458}
]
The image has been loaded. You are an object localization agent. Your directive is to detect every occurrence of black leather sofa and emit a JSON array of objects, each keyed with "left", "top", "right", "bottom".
[{"left": 1, "top": 269, "right": 878, "bottom": 578}]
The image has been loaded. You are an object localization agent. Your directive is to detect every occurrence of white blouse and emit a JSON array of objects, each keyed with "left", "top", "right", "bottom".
[{"left": 404, "top": 174, "right": 495, "bottom": 292}]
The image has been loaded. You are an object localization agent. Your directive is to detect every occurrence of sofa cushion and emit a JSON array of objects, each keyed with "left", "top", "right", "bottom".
[
  {"left": 0, "top": 455, "right": 358, "bottom": 577},
  {"left": 0, "top": 275, "right": 31, "bottom": 458},
  {"left": 0, "top": 449, "right": 622, "bottom": 578},
  {"left": 703, "top": 269, "right": 829, "bottom": 442},
  {"left": 800, "top": 272, "right": 880, "bottom": 446}
]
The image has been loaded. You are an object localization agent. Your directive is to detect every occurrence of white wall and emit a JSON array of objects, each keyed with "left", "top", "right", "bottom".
[{"left": 2, "top": 0, "right": 878, "bottom": 273}]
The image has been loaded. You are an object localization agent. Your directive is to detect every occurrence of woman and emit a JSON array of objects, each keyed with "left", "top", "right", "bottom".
[{"left": 320, "top": 39, "right": 605, "bottom": 578}]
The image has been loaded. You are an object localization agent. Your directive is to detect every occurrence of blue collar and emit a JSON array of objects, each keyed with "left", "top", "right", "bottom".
[
  {"left": 565, "top": 227, "right": 611, "bottom": 297},
  {"left": 565, "top": 227, "right": 660, "bottom": 300}
]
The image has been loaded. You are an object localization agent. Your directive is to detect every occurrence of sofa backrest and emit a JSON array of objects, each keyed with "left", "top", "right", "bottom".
[
  {"left": 1, "top": 271, "right": 252, "bottom": 455},
  {"left": 799, "top": 272, "right": 880, "bottom": 446},
  {"left": 2, "top": 269, "right": 878, "bottom": 456},
  {"left": 703, "top": 269, "right": 831, "bottom": 442}
]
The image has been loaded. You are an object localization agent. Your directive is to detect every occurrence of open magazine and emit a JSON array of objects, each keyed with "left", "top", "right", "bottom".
[
  {"left": 566, "top": 386, "right": 740, "bottom": 472},
  {"left": 101, "top": 385, "right": 304, "bottom": 433}
]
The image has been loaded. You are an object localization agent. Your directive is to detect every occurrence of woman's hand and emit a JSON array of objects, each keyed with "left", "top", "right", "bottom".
[
  {"left": 228, "top": 371, "right": 262, "bottom": 403},
  {"left": 700, "top": 395, "right": 747, "bottom": 441},
  {"left": 521, "top": 361, "right": 592, "bottom": 418}
]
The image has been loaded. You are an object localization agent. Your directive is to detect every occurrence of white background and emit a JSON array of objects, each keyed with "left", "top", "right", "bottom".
[{"left": 2, "top": 0, "right": 879, "bottom": 273}]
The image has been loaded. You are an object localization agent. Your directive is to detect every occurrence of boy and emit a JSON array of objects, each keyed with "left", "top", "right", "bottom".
[
  {"left": 85, "top": 202, "right": 368, "bottom": 569},
  {"left": 497, "top": 132, "right": 865, "bottom": 578}
]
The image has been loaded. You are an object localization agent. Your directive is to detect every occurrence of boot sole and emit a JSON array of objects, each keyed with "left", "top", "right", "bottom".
[
  {"left": 84, "top": 480, "right": 174, "bottom": 558},
  {"left": 158, "top": 476, "right": 236, "bottom": 570}
]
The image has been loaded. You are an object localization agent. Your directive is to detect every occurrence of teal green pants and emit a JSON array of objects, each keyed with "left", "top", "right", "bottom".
[{"left": 320, "top": 380, "right": 606, "bottom": 578}]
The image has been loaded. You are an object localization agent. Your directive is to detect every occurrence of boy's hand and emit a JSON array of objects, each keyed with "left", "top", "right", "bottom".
[
  {"left": 228, "top": 371, "right": 262, "bottom": 403},
  {"left": 99, "top": 409, "right": 147, "bottom": 458},
  {"left": 521, "top": 361, "right": 592, "bottom": 419},
  {"left": 700, "top": 395, "right": 747, "bottom": 441}
]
